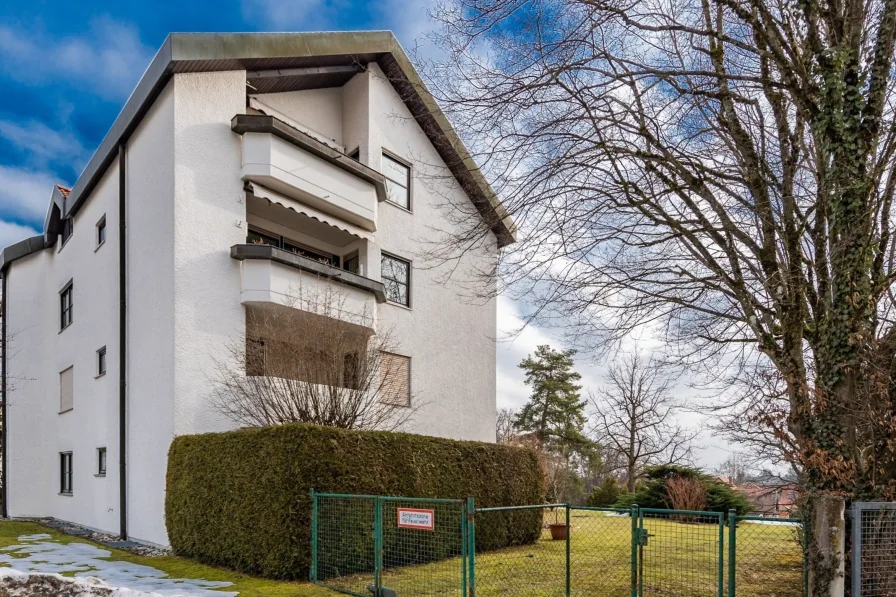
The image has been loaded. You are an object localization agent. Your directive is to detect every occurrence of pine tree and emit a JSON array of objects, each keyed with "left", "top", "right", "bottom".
[{"left": 514, "top": 345, "right": 587, "bottom": 451}]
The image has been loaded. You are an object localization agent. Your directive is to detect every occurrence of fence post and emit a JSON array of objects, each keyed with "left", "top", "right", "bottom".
[
  {"left": 565, "top": 503, "right": 571, "bottom": 597},
  {"left": 374, "top": 496, "right": 383, "bottom": 596},
  {"left": 310, "top": 490, "right": 318, "bottom": 583},
  {"left": 467, "top": 496, "right": 476, "bottom": 597},
  {"left": 630, "top": 504, "right": 639, "bottom": 597},
  {"left": 718, "top": 512, "right": 725, "bottom": 597},
  {"left": 728, "top": 509, "right": 736, "bottom": 597}
]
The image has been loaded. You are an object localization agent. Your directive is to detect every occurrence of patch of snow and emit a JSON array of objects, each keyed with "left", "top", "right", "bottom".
[{"left": 0, "top": 536, "right": 237, "bottom": 596}]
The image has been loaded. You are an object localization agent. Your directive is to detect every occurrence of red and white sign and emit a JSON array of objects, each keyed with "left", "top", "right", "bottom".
[{"left": 397, "top": 508, "right": 435, "bottom": 531}]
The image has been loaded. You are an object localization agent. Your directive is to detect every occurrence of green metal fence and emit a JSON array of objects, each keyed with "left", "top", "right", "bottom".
[{"left": 311, "top": 493, "right": 806, "bottom": 597}]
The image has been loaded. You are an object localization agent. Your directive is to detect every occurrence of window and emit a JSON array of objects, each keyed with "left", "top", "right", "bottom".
[
  {"left": 97, "top": 347, "right": 107, "bottom": 377},
  {"left": 97, "top": 448, "right": 107, "bottom": 476},
  {"left": 59, "top": 366, "right": 74, "bottom": 413},
  {"left": 247, "top": 228, "right": 339, "bottom": 266},
  {"left": 96, "top": 216, "right": 106, "bottom": 247},
  {"left": 381, "top": 254, "right": 410, "bottom": 306},
  {"left": 60, "top": 281, "right": 73, "bottom": 330},
  {"left": 246, "top": 337, "right": 266, "bottom": 376},
  {"left": 381, "top": 352, "right": 411, "bottom": 407},
  {"left": 60, "top": 452, "right": 73, "bottom": 494},
  {"left": 61, "top": 217, "right": 73, "bottom": 246},
  {"left": 382, "top": 153, "right": 410, "bottom": 210},
  {"left": 343, "top": 252, "right": 360, "bottom": 275},
  {"left": 343, "top": 352, "right": 361, "bottom": 390}
]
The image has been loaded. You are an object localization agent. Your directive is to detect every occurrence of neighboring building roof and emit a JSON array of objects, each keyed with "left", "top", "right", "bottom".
[{"left": 1, "top": 31, "right": 517, "bottom": 274}]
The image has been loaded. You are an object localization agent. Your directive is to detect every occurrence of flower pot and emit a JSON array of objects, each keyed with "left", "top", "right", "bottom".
[{"left": 548, "top": 523, "right": 568, "bottom": 541}]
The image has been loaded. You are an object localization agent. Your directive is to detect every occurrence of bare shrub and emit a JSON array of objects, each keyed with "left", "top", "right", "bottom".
[
  {"left": 664, "top": 476, "right": 707, "bottom": 514},
  {"left": 211, "top": 280, "right": 416, "bottom": 431}
]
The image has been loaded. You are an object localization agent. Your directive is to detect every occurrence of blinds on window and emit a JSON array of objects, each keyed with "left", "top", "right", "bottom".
[
  {"left": 381, "top": 352, "right": 410, "bottom": 407},
  {"left": 59, "top": 366, "right": 74, "bottom": 412}
]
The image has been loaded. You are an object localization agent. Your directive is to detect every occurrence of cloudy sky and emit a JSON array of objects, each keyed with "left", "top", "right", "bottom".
[{"left": 0, "top": 0, "right": 730, "bottom": 468}]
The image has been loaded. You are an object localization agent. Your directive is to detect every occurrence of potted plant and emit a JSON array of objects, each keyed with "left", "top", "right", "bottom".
[{"left": 548, "top": 507, "right": 568, "bottom": 540}]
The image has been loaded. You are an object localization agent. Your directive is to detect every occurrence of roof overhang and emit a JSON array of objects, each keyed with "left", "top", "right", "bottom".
[{"left": 57, "top": 32, "right": 516, "bottom": 247}]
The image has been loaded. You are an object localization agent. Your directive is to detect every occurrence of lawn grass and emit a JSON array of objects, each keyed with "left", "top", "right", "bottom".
[
  {"left": 0, "top": 513, "right": 803, "bottom": 597},
  {"left": 0, "top": 521, "right": 332, "bottom": 596},
  {"left": 318, "top": 510, "right": 804, "bottom": 597}
]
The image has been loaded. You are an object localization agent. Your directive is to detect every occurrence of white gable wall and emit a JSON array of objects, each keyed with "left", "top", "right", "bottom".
[{"left": 366, "top": 63, "right": 498, "bottom": 443}]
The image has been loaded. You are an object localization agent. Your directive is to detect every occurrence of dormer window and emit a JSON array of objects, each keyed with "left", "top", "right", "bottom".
[{"left": 61, "top": 217, "right": 73, "bottom": 246}]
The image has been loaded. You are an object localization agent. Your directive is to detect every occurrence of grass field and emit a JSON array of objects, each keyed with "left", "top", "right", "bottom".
[
  {"left": 0, "top": 512, "right": 803, "bottom": 597},
  {"left": 320, "top": 509, "right": 805, "bottom": 597}
]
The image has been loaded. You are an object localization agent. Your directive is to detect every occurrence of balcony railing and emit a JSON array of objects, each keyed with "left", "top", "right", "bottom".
[
  {"left": 232, "top": 114, "right": 387, "bottom": 231},
  {"left": 231, "top": 243, "right": 386, "bottom": 305}
]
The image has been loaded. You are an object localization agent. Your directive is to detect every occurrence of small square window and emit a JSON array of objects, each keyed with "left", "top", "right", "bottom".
[
  {"left": 97, "top": 347, "right": 107, "bottom": 377},
  {"left": 97, "top": 448, "right": 107, "bottom": 476},
  {"left": 96, "top": 216, "right": 106, "bottom": 247},
  {"left": 60, "top": 281, "right": 73, "bottom": 331},
  {"left": 60, "top": 452, "right": 73, "bottom": 494}
]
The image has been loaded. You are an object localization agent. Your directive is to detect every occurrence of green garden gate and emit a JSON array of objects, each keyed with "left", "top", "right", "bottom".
[{"left": 310, "top": 493, "right": 806, "bottom": 597}]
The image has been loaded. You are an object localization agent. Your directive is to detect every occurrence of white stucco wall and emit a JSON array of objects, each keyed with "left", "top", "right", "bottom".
[
  {"left": 6, "top": 250, "right": 53, "bottom": 519},
  {"left": 254, "top": 88, "right": 344, "bottom": 148},
  {"left": 125, "top": 81, "right": 176, "bottom": 546},
  {"left": 6, "top": 157, "right": 122, "bottom": 533},
  {"left": 170, "top": 70, "right": 246, "bottom": 442}
]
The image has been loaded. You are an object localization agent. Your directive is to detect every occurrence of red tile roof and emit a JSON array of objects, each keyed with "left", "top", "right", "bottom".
[{"left": 55, "top": 185, "right": 71, "bottom": 198}]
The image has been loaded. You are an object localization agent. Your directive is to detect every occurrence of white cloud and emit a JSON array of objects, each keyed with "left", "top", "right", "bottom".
[
  {"left": 241, "top": 0, "right": 348, "bottom": 30},
  {"left": 0, "top": 120, "right": 89, "bottom": 172},
  {"left": 0, "top": 166, "right": 58, "bottom": 225},
  {"left": 0, "top": 17, "right": 153, "bottom": 101},
  {"left": 496, "top": 295, "right": 732, "bottom": 468},
  {"left": 0, "top": 220, "right": 40, "bottom": 248}
]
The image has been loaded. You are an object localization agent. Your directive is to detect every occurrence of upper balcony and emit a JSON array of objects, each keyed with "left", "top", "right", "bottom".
[
  {"left": 232, "top": 114, "right": 387, "bottom": 232},
  {"left": 231, "top": 243, "right": 386, "bottom": 329}
]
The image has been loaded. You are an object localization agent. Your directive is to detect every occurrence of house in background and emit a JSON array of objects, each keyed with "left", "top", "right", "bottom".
[
  {"left": 0, "top": 32, "right": 515, "bottom": 547},
  {"left": 718, "top": 476, "right": 799, "bottom": 518}
]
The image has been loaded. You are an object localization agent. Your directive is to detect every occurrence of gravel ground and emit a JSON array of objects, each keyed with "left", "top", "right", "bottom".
[{"left": 23, "top": 519, "right": 171, "bottom": 557}]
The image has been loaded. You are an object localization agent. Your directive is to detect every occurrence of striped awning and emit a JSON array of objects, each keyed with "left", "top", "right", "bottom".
[{"left": 246, "top": 182, "right": 373, "bottom": 241}]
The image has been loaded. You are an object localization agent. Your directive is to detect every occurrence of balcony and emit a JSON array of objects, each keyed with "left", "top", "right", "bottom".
[
  {"left": 232, "top": 114, "right": 387, "bottom": 231},
  {"left": 231, "top": 244, "right": 385, "bottom": 328}
]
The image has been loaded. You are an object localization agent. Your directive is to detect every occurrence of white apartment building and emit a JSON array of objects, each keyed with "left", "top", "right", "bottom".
[{"left": 0, "top": 32, "right": 515, "bottom": 547}]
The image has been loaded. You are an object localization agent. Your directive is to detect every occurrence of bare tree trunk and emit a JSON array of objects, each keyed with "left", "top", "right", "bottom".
[{"left": 808, "top": 496, "right": 846, "bottom": 597}]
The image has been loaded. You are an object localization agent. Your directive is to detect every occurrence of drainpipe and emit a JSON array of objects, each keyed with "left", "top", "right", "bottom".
[
  {"left": 1, "top": 271, "right": 7, "bottom": 519},
  {"left": 118, "top": 141, "right": 128, "bottom": 540}
]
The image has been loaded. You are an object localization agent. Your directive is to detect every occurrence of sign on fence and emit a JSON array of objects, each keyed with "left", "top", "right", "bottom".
[{"left": 397, "top": 508, "right": 435, "bottom": 530}]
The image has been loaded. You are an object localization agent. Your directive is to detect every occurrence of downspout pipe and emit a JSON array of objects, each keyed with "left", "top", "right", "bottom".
[
  {"left": 118, "top": 141, "right": 128, "bottom": 540},
  {"left": 2, "top": 271, "right": 7, "bottom": 519}
]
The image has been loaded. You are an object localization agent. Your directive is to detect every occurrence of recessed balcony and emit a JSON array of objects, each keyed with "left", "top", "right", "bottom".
[
  {"left": 231, "top": 243, "right": 385, "bottom": 328},
  {"left": 232, "top": 114, "right": 387, "bottom": 232}
]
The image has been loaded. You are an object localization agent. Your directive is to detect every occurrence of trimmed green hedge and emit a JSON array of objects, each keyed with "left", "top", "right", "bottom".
[{"left": 166, "top": 424, "right": 544, "bottom": 580}]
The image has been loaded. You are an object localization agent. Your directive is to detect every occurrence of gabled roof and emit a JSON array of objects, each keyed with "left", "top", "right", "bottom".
[{"left": 52, "top": 32, "right": 514, "bottom": 246}]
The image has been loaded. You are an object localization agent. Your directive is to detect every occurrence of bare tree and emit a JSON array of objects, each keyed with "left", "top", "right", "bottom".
[
  {"left": 421, "top": 0, "right": 896, "bottom": 497},
  {"left": 714, "top": 452, "right": 754, "bottom": 486},
  {"left": 591, "top": 353, "right": 696, "bottom": 492},
  {"left": 496, "top": 407, "right": 517, "bottom": 444},
  {"left": 212, "top": 281, "right": 417, "bottom": 431}
]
